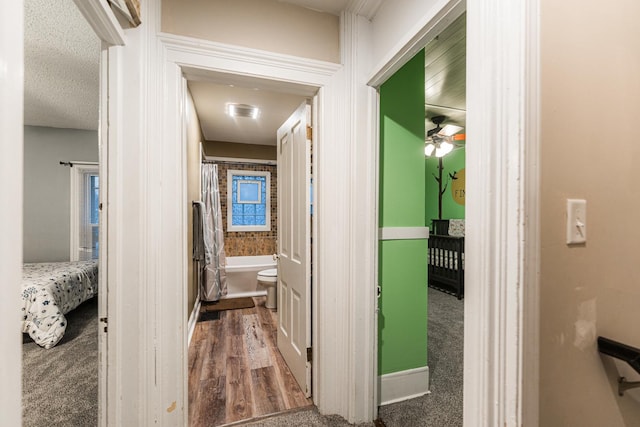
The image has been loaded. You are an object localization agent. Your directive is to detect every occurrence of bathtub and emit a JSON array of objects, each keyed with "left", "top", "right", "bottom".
[{"left": 223, "top": 255, "right": 276, "bottom": 299}]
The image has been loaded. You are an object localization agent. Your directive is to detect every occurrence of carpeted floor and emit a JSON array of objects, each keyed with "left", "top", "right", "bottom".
[
  {"left": 377, "top": 287, "right": 464, "bottom": 426},
  {"left": 19, "top": 288, "right": 462, "bottom": 427},
  {"left": 22, "top": 297, "right": 98, "bottom": 427},
  {"left": 236, "top": 287, "right": 464, "bottom": 426}
]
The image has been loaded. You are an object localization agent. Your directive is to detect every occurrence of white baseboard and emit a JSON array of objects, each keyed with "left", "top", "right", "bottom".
[
  {"left": 187, "top": 298, "right": 202, "bottom": 347},
  {"left": 379, "top": 366, "right": 430, "bottom": 406}
]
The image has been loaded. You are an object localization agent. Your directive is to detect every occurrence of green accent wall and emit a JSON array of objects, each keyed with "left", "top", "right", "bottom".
[
  {"left": 378, "top": 50, "right": 427, "bottom": 375},
  {"left": 425, "top": 148, "right": 466, "bottom": 224}
]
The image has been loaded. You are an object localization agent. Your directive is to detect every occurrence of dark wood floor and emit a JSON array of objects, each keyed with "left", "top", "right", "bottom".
[{"left": 188, "top": 296, "right": 312, "bottom": 426}]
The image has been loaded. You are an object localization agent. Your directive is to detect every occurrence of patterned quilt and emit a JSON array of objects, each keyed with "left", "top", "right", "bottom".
[{"left": 21, "top": 260, "right": 98, "bottom": 349}]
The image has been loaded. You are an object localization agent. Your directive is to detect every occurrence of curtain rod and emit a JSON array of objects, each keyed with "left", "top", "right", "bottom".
[
  {"left": 59, "top": 161, "right": 99, "bottom": 167},
  {"left": 202, "top": 157, "right": 276, "bottom": 166}
]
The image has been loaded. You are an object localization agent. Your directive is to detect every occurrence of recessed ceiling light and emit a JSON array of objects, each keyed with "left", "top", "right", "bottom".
[{"left": 226, "top": 103, "right": 260, "bottom": 119}]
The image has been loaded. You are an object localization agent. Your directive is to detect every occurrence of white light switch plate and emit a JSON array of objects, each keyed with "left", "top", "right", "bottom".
[{"left": 566, "top": 199, "right": 587, "bottom": 244}]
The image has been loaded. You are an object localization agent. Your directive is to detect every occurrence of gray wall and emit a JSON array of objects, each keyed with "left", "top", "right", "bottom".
[{"left": 23, "top": 125, "right": 98, "bottom": 262}]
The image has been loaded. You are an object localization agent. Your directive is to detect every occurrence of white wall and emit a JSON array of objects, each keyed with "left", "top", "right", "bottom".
[
  {"left": 161, "top": 0, "right": 340, "bottom": 63},
  {"left": 23, "top": 125, "right": 98, "bottom": 262},
  {"left": 370, "top": 0, "right": 441, "bottom": 69}
]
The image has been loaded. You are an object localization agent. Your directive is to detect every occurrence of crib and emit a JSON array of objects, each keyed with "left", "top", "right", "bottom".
[{"left": 428, "top": 219, "right": 465, "bottom": 299}]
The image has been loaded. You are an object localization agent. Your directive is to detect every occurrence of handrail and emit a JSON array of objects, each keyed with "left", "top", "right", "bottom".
[{"left": 597, "top": 336, "right": 640, "bottom": 396}]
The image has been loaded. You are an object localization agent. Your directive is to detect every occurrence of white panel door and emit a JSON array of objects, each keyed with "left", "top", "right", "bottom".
[{"left": 277, "top": 101, "right": 312, "bottom": 396}]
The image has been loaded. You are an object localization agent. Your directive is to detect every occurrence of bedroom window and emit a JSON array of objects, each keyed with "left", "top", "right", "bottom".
[
  {"left": 227, "top": 169, "right": 271, "bottom": 232},
  {"left": 70, "top": 164, "right": 99, "bottom": 260}
]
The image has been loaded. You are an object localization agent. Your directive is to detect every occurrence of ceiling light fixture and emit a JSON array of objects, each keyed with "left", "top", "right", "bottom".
[
  {"left": 226, "top": 103, "right": 260, "bottom": 119},
  {"left": 425, "top": 140, "right": 454, "bottom": 158}
]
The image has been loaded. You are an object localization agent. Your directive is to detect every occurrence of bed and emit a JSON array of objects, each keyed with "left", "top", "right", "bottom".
[
  {"left": 428, "top": 219, "right": 465, "bottom": 299},
  {"left": 21, "top": 260, "right": 98, "bottom": 349}
]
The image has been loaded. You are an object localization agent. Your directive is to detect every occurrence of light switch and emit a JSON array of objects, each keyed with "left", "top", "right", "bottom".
[{"left": 566, "top": 199, "right": 587, "bottom": 244}]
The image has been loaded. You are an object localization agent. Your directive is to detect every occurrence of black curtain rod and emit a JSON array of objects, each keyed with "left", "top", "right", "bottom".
[{"left": 59, "top": 161, "right": 98, "bottom": 167}]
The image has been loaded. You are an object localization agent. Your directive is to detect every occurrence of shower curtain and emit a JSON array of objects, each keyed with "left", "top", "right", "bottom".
[{"left": 200, "top": 163, "right": 227, "bottom": 301}]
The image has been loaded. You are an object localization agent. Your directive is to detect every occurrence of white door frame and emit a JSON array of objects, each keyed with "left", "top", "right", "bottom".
[
  {"left": 0, "top": 1, "right": 540, "bottom": 424},
  {"left": 69, "top": 163, "right": 99, "bottom": 261},
  {"left": 0, "top": 0, "right": 25, "bottom": 424},
  {"left": 368, "top": 0, "right": 540, "bottom": 425},
  {"left": 74, "top": 3, "right": 125, "bottom": 426},
  {"left": 158, "top": 31, "right": 358, "bottom": 423},
  {"left": 0, "top": 0, "right": 124, "bottom": 425}
]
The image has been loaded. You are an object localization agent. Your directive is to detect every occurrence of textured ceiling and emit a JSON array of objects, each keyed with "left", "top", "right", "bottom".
[
  {"left": 24, "top": 0, "right": 101, "bottom": 131},
  {"left": 22, "top": 0, "right": 461, "bottom": 140}
]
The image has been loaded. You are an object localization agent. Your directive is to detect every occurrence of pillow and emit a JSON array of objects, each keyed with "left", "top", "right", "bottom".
[{"left": 448, "top": 219, "right": 465, "bottom": 237}]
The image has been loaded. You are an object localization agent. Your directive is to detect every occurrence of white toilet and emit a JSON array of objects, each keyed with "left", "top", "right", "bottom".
[{"left": 257, "top": 268, "right": 278, "bottom": 309}]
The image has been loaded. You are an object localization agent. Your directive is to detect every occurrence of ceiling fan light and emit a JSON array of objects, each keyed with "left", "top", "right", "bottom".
[
  {"left": 436, "top": 141, "right": 454, "bottom": 157},
  {"left": 425, "top": 143, "right": 436, "bottom": 157}
]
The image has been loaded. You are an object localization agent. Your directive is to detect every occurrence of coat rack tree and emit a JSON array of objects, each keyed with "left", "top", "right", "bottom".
[{"left": 433, "top": 157, "right": 458, "bottom": 220}]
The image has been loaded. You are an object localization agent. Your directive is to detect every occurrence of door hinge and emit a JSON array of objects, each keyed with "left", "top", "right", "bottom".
[
  {"left": 99, "top": 202, "right": 103, "bottom": 211},
  {"left": 306, "top": 125, "right": 312, "bottom": 140},
  {"left": 100, "top": 317, "right": 108, "bottom": 333},
  {"left": 306, "top": 347, "right": 312, "bottom": 363}
]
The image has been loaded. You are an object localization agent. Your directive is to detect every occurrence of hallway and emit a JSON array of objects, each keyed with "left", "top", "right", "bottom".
[
  {"left": 188, "top": 296, "right": 312, "bottom": 426},
  {"left": 232, "top": 287, "right": 464, "bottom": 426}
]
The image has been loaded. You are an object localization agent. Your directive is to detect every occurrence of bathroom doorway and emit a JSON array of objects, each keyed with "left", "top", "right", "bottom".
[{"left": 184, "top": 72, "right": 317, "bottom": 426}]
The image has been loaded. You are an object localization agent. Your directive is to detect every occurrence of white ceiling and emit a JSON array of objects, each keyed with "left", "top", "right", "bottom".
[
  {"left": 424, "top": 13, "right": 466, "bottom": 132},
  {"left": 188, "top": 81, "right": 308, "bottom": 146},
  {"left": 24, "top": 0, "right": 101, "bottom": 131}
]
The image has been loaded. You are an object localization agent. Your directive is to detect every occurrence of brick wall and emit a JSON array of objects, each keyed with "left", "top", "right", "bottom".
[{"left": 216, "top": 162, "right": 277, "bottom": 256}]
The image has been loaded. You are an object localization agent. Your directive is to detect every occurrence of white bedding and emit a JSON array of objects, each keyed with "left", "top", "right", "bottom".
[{"left": 21, "top": 260, "right": 98, "bottom": 349}]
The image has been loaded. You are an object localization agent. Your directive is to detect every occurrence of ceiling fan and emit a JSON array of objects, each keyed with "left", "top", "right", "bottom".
[{"left": 425, "top": 115, "right": 465, "bottom": 157}]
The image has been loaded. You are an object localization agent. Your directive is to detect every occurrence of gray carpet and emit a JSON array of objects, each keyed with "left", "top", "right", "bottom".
[
  {"left": 237, "top": 287, "right": 464, "bottom": 426},
  {"left": 236, "top": 407, "right": 375, "bottom": 427},
  {"left": 22, "top": 297, "right": 98, "bottom": 427},
  {"left": 19, "top": 287, "right": 462, "bottom": 427},
  {"left": 377, "top": 287, "right": 464, "bottom": 426}
]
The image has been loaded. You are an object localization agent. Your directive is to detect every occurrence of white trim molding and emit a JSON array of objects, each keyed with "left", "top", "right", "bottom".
[
  {"left": 0, "top": 0, "right": 23, "bottom": 424},
  {"left": 464, "top": 0, "right": 540, "bottom": 425},
  {"left": 73, "top": 0, "right": 126, "bottom": 46},
  {"left": 368, "top": 0, "right": 466, "bottom": 87},
  {"left": 158, "top": 32, "right": 341, "bottom": 82},
  {"left": 379, "top": 367, "right": 430, "bottom": 406},
  {"left": 187, "top": 298, "right": 202, "bottom": 347},
  {"left": 367, "top": 0, "right": 540, "bottom": 425},
  {"left": 226, "top": 169, "right": 271, "bottom": 232},
  {"left": 378, "top": 227, "right": 429, "bottom": 241},
  {"left": 69, "top": 163, "right": 99, "bottom": 261},
  {"left": 158, "top": 31, "right": 374, "bottom": 423},
  {"left": 102, "top": 0, "right": 162, "bottom": 424},
  {"left": 341, "top": 8, "right": 380, "bottom": 423}
]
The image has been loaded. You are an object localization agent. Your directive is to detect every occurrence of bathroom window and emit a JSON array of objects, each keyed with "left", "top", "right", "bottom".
[{"left": 227, "top": 170, "right": 271, "bottom": 232}]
